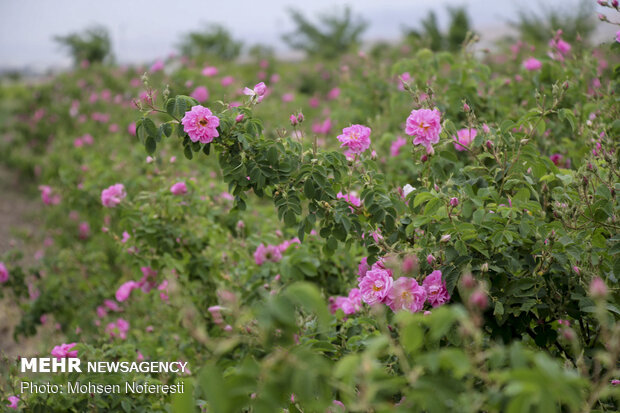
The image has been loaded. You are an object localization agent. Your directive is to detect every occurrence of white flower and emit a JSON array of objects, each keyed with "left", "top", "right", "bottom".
[{"left": 403, "top": 184, "right": 416, "bottom": 197}]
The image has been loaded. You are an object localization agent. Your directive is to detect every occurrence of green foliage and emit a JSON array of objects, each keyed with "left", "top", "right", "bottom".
[
  {"left": 54, "top": 26, "right": 113, "bottom": 65},
  {"left": 404, "top": 6, "right": 474, "bottom": 52},
  {"left": 178, "top": 24, "right": 242, "bottom": 60},
  {"left": 508, "top": 0, "right": 596, "bottom": 44},
  {"left": 282, "top": 7, "right": 366, "bottom": 58}
]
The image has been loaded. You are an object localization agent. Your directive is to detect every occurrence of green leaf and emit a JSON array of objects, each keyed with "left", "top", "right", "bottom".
[
  {"left": 171, "top": 379, "right": 194, "bottom": 413},
  {"left": 284, "top": 282, "right": 330, "bottom": 331},
  {"left": 400, "top": 319, "right": 423, "bottom": 354},
  {"left": 284, "top": 210, "right": 296, "bottom": 226},
  {"left": 145, "top": 136, "right": 156, "bottom": 154},
  {"left": 558, "top": 108, "right": 576, "bottom": 131},
  {"left": 184, "top": 145, "right": 193, "bottom": 160},
  {"left": 142, "top": 117, "right": 157, "bottom": 137},
  {"left": 161, "top": 122, "right": 173, "bottom": 137},
  {"left": 414, "top": 192, "right": 434, "bottom": 207}
]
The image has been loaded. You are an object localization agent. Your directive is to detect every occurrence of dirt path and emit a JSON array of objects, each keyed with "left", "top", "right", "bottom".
[{"left": 0, "top": 165, "right": 50, "bottom": 358}]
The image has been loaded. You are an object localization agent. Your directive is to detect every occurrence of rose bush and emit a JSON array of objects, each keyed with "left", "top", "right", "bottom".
[{"left": 0, "top": 10, "right": 619, "bottom": 412}]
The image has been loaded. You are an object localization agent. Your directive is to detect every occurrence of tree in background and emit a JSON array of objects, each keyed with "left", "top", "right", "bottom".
[
  {"left": 404, "top": 6, "right": 473, "bottom": 52},
  {"left": 508, "top": 0, "right": 595, "bottom": 44},
  {"left": 54, "top": 26, "right": 113, "bottom": 66},
  {"left": 178, "top": 24, "right": 242, "bottom": 60},
  {"left": 282, "top": 7, "right": 366, "bottom": 59}
]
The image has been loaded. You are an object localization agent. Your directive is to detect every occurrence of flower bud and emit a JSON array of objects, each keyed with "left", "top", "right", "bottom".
[
  {"left": 440, "top": 234, "right": 451, "bottom": 243},
  {"left": 469, "top": 290, "right": 488, "bottom": 310},
  {"left": 481, "top": 262, "right": 489, "bottom": 272},
  {"left": 463, "top": 102, "right": 470, "bottom": 112},
  {"left": 297, "top": 112, "right": 304, "bottom": 123},
  {"left": 426, "top": 254, "right": 435, "bottom": 265},
  {"left": 589, "top": 277, "right": 608, "bottom": 299},
  {"left": 401, "top": 255, "right": 418, "bottom": 274},
  {"left": 450, "top": 197, "right": 459, "bottom": 207},
  {"left": 290, "top": 114, "right": 298, "bottom": 126},
  {"left": 561, "top": 328, "right": 575, "bottom": 341},
  {"left": 461, "top": 272, "right": 476, "bottom": 289},
  {"left": 486, "top": 140, "right": 493, "bottom": 150},
  {"left": 235, "top": 114, "right": 244, "bottom": 123}
]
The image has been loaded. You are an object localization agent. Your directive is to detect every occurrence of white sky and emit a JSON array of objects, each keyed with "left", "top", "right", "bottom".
[{"left": 0, "top": 0, "right": 614, "bottom": 70}]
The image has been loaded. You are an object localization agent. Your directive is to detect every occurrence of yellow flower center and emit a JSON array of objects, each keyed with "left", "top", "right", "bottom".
[{"left": 199, "top": 118, "right": 208, "bottom": 127}]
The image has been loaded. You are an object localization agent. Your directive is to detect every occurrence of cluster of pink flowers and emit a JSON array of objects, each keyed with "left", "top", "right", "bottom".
[
  {"left": 105, "top": 318, "right": 130, "bottom": 339},
  {"left": 73, "top": 133, "right": 94, "bottom": 148},
  {"left": 337, "top": 124, "right": 371, "bottom": 155},
  {"left": 101, "top": 183, "right": 126, "bottom": 208},
  {"left": 356, "top": 258, "right": 450, "bottom": 313},
  {"left": 181, "top": 105, "right": 220, "bottom": 144},
  {"left": 39, "top": 185, "right": 61, "bottom": 206},
  {"left": 0, "top": 262, "right": 9, "bottom": 283},
  {"left": 329, "top": 288, "right": 362, "bottom": 315},
  {"left": 254, "top": 237, "right": 300, "bottom": 265},
  {"left": 97, "top": 299, "right": 122, "bottom": 318},
  {"left": 453, "top": 128, "right": 477, "bottom": 152},
  {"left": 405, "top": 108, "right": 442, "bottom": 152},
  {"left": 51, "top": 342, "right": 78, "bottom": 359}
]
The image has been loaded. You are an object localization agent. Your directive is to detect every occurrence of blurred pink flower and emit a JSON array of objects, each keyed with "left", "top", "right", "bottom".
[
  {"left": 51, "top": 342, "right": 78, "bottom": 359},
  {"left": 453, "top": 128, "right": 477, "bottom": 152},
  {"left": 170, "top": 181, "right": 188, "bottom": 195},
  {"left": 390, "top": 136, "right": 407, "bottom": 157},
  {"left": 7, "top": 395, "right": 19, "bottom": 409},
  {"left": 101, "top": 184, "right": 126, "bottom": 208},
  {"left": 190, "top": 86, "right": 209, "bottom": 102},
  {"left": 254, "top": 244, "right": 282, "bottom": 265},
  {"left": 116, "top": 281, "right": 138, "bottom": 302},
  {"left": 523, "top": 57, "right": 542, "bottom": 71},
  {"left": 0, "top": 262, "right": 9, "bottom": 283},
  {"left": 221, "top": 76, "right": 234, "bottom": 86},
  {"left": 202, "top": 66, "right": 218, "bottom": 76},
  {"left": 39, "top": 185, "right": 61, "bottom": 206}
]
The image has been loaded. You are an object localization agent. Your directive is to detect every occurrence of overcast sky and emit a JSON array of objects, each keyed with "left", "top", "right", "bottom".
[{"left": 0, "top": 0, "right": 614, "bottom": 70}]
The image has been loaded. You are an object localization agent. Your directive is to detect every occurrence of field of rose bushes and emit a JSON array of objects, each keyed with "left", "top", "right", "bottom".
[{"left": 1, "top": 8, "right": 620, "bottom": 413}]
